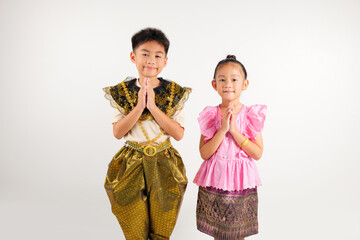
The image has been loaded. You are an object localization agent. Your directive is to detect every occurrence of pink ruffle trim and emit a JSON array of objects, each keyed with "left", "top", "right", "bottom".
[
  {"left": 193, "top": 157, "right": 262, "bottom": 191},
  {"left": 243, "top": 104, "right": 267, "bottom": 141},
  {"left": 195, "top": 104, "right": 267, "bottom": 191},
  {"left": 198, "top": 106, "right": 218, "bottom": 142},
  {"left": 198, "top": 105, "right": 267, "bottom": 141}
]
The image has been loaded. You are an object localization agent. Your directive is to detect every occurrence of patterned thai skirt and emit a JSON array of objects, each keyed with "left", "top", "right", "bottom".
[{"left": 196, "top": 186, "right": 258, "bottom": 240}]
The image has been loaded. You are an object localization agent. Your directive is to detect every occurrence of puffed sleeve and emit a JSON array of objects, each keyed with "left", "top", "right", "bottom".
[
  {"left": 198, "top": 106, "right": 218, "bottom": 142},
  {"left": 171, "top": 108, "right": 185, "bottom": 128},
  {"left": 112, "top": 108, "right": 125, "bottom": 124},
  {"left": 243, "top": 104, "right": 267, "bottom": 141}
]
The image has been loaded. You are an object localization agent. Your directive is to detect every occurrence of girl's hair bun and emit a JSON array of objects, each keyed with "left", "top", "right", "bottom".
[{"left": 226, "top": 55, "right": 237, "bottom": 60}]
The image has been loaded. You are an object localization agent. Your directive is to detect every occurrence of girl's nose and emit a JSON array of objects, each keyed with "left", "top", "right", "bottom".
[{"left": 224, "top": 80, "right": 232, "bottom": 87}]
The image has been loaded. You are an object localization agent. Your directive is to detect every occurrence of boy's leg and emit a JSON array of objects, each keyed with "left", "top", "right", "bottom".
[
  {"left": 105, "top": 149, "right": 150, "bottom": 240},
  {"left": 144, "top": 149, "right": 187, "bottom": 240}
]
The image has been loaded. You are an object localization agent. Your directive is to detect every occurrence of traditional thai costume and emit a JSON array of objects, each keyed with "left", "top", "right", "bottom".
[
  {"left": 103, "top": 77, "right": 191, "bottom": 240},
  {"left": 193, "top": 104, "right": 266, "bottom": 240}
]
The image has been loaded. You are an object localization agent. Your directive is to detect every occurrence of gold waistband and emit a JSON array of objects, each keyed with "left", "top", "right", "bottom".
[{"left": 125, "top": 139, "right": 172, "bottom": 156}]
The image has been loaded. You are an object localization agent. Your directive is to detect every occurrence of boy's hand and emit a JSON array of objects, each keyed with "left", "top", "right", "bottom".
[
  {"left": 137, "top": 79, "right": 147, "bottom": 110},
  {"left": 145, "top": 78, "right": 156, "bottom": 111}
]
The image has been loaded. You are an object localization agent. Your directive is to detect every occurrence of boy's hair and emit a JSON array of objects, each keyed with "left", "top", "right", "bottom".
[
  {"left": 131, "top": 28, "right": 170, "bottom": 55},
  {"left": 213, "top": 55, "right": 248, "bottom": 80}
]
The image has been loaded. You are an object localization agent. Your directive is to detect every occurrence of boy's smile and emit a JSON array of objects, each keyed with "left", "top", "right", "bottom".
[{"left": 130, "top": 41, "right": 168, "bottom": 81}]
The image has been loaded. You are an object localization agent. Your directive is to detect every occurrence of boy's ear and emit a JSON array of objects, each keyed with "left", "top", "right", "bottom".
[
  {"left": 163, "top": 56, "right": 168, "bottom": 67},
  {"left": 211, "top": 80, "right": 217, "bottom": 90},
  {"left": 242, "top": 79, "right": 249, "bottom": 90},
  {"left": 130, "top": 51, "right": 136, "bottom": 63}
]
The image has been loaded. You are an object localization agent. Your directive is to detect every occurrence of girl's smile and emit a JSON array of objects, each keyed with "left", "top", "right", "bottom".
[{"left": 212, "top": 62, "right": 249, "bottom": 103}]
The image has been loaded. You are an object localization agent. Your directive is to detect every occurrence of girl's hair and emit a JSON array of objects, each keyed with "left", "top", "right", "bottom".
[{"left": 213, "top": 55, "right": 247, "bottom": 80}]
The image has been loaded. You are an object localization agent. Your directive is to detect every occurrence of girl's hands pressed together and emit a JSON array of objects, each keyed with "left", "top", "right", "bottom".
[
  {"left": 220, "top": 105, "right": 232, "bottom": 133},
  {"left": 229, "top": 103, "right": 239, "bottom": 134}
]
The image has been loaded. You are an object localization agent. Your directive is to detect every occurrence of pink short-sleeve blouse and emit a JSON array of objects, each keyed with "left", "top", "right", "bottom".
[{"left": 193, "top": 104, "right": 267, "bottom": 191}]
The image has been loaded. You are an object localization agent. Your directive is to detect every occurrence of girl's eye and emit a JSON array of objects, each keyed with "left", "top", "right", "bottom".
[
  {"left": 156, "top": 55, "right": 161, "bottom": 58},
  {"left": 232, "top": 79, "right": 238, "bottom": 82},
  {"left": 219, "top": 79, "right": 225, "bottom": 82},
  {"left": 143, "top": 54, "right": 148, "bottom": 56}
]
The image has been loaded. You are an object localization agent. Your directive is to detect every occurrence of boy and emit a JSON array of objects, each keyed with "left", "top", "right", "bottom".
[{"left": 103, "top": 28, "right": 191, "bottom": 240}]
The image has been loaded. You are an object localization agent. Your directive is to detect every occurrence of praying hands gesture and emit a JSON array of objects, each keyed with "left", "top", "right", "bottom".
[
  {"left": 220, "top": 103, "right": 238, "bottom": 134},
  {"left": 136, "top": 77, "right": 157, "bottom": 111}
]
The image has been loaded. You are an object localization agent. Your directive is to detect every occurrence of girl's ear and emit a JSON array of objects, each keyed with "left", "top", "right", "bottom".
[
  {"left": 242, "top": 79, "right": 249, "bottom": 90},
  {"left": 130, "top": 51, "right": 136, "bottom": 63},
  {"left": 211, "top": 80, "right": 217, "bottom": 90}
]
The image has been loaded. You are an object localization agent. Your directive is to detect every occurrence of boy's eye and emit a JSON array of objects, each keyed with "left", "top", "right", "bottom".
[
  {"left": 142, "top": 54, "right": 148, "bottom": 56},
  {"left": 232, "top": 79, "right": 238, "bottom": 82},
  {"left": 156, "top": 55, "right": 162, "bottom": 58},
  {"left": 219, "top": 79, "right": 225, "bottom": 82}
]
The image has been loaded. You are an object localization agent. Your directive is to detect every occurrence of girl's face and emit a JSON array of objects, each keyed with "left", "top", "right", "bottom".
[{"left": 212, "top": 62, "right": 249, "bottom": 102}]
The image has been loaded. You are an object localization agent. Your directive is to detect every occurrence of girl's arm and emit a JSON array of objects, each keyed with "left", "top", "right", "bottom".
[
  {"left": 199, "top": 106, "right": 231, "bottom": 160},
  {"left": 146, "top": 79, "right": 184, "bottom": 141},
  {"left": 112, "top": 84, "right": 147, "bottom": 139},
  {"left": 199, "top": 130, "right": 226, "bottom": 160},
  {"left": 230, "top": 127, "right": 264, "bottom": 160}
]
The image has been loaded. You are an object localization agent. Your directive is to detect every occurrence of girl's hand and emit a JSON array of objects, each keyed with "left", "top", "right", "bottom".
[
  {"left": 137, "top": 79, "right": 147, "bottom": 110},
  {"left": 220, "top": 106, "right": 231, "bottom": 133},
  {"left": 229, "top": 104, "right": 238, "bottom": 134},
  {"left": 145, "top": 78, "right": 156, "bottom": 111}
]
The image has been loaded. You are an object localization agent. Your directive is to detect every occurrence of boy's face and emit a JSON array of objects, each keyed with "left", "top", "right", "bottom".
[{"left": 130, "top": 41, "right": 168, "bottom": 79}]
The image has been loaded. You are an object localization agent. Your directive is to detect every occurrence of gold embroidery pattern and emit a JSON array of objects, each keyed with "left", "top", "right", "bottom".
[
  {"left": 120, "top": 80, "right": 175, "bottom": 153},
  {"left": 104, "top": 145, "right": 187, "bottom": 239},
  {"left": 103, "top": 78, "right": 192, "bottom": 121}
]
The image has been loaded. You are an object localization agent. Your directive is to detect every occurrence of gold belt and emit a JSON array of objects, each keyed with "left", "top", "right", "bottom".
[{"left": 125, "top": 139, "right": 172, "bottom": 157}]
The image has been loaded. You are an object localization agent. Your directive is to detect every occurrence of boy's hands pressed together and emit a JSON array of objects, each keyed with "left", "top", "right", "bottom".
[
  {"left": 137, "top": 79, "right": 147, "bottom": 110},
  {"left": 145, "top": 78, "right": 157, "bottom": 111}
]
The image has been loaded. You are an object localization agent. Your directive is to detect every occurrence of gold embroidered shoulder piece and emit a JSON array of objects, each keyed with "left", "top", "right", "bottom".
[{"left": 103, "top": 77, "right": 191, "bottom": 121}]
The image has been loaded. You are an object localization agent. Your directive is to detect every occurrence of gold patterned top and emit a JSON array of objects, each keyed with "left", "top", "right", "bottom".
[{"left": 103, "top": 77, "right": 192, "bottom": 121}]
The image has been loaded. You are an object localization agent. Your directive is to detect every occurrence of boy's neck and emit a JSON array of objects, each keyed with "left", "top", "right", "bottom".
[{"left": 138, "top": 76, "right": 161, "bottom": 88}]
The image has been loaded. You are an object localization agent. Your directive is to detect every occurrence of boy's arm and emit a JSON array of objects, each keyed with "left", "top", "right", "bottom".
[
  {"left": 112, "top": 84, "right": 147, "bottom": 139},
  {"left": 146, "top": 79, "right": 184, "bottom": 141},
  {"left": 147, "top": 106, "right": 184, "bottom": 141},
  {"left": 112, "top": 105, "right": 143, "bottom": 139}
]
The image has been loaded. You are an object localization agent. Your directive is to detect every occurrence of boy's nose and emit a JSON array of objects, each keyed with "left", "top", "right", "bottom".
[{"left": 147, "top": 56, "right": 155, "bottom": 64}]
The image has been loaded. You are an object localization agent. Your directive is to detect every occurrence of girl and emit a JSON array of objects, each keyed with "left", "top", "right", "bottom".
[{"left": 193, "top": 55, "right": 266, "bottom": 240}]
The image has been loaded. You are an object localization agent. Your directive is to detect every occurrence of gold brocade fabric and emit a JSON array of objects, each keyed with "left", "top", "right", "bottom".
[
  {"left": 103, "top": 77, "right": 192, "bottom": 121},
  {"left": 104, "top": 143, "right": 187, "bottom": 240}
]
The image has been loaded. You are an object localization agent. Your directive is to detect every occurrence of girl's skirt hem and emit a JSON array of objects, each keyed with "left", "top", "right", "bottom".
[{"left": 196, "top": 186, "right": 258, "bottom": 240}]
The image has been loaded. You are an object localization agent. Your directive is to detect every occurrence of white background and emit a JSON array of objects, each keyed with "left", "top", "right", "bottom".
[{"left": 1, "top": 0, "right": 360, "bottom": 239}]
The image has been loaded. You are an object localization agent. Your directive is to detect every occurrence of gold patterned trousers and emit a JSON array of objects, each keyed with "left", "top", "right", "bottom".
[{"left": 104, "top": 141, "right": 187, "bottom": 240}]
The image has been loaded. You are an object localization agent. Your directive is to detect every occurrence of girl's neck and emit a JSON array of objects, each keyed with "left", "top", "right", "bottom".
[
  {"left": 219, "top": 100, "right": 243, "bottom": 115},
  {"left": 138, "top": 77, "right": 161, "bottom": 88},
  {"left": 220, "top": 100, "right": 242, "bottom": 109}
]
